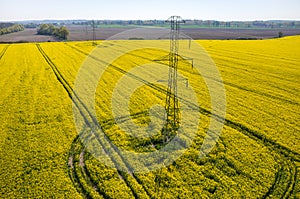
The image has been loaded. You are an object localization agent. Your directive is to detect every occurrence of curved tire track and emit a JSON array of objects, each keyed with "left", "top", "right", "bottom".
[
  {"left": 68, "top": 135, "right": 110, "bottom": 199},
  {"left": 36, "top": 44, "right": 151, "bottom": 199},
  {"left": 68, "top": 136, "right": 102, "bottom": 199},
  {"left": 65, "top": 43, "right": 300, "bottom": 160},
  {"left": 63, "top": 43, "right": 299, "bottom": 198}
]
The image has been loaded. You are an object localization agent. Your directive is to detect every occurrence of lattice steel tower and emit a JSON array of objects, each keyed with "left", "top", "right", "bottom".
[
  {"left": 92, "top": 20, "right": 96, "bottom": 45},
  {"left": 162, "top": 16, "right": 185, "bottom": 140},
  {"left": 155, "top": 16, "right": 189, "bottom": 198}
]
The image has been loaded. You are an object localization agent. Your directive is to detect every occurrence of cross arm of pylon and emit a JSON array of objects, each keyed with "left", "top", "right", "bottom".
[{"left": 165, "top": 16, "right": 185, "bottom": 23}]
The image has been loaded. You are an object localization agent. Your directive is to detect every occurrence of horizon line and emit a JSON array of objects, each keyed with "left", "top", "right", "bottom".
[{"left": 1, "top": 18, "right": 300, "bottom": 23}]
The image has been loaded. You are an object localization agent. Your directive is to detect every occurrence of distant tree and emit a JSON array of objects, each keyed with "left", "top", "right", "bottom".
[
  {"left": 278, "top": 31, "right": 283, "bottom": 38},
  {"left": 57, "top": 27, "right": 69, "bottom": 40},
  {"left": 291, "top": 21, "right": 295, "bottom": 28},
  {"left": 0, "top": 24, "right": 24, "bottom": 35},
  {"left": 225, "top": 22, "right": 231, "bottom": 28},
  {"left": 47, "top": 24, "right": 56, "bottom": 35},
  {"left": 37, "top": 24, "right": 49, "bottom": 35},
  {"left": 213, "top": 21, "right": 220, "bottom": 27},
  {"left": 0, "top": 23, "right": 14, "bottom": 29},
  {"left": 24, "top": 23, "right": 38, "bottom": 28},
  {"left": 37, "top": 24, "right": 69, "bottom": 40}
]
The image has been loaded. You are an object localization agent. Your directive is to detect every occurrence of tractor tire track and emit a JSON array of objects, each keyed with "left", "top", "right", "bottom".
[
  {"left": 37, "top": 44, "right": 103, "bottom": 199},
  {"left": 67, "top": 42, "right": 299, "bottom": 107},
  {"left": 36, "top": 44, "right": 151, "bottom": 199},
  {"left": 65, "top": 43, "right": 300, "bottom": 198},
  {"left": 279, "top": 160, "right": 296, "bottom": 199},
  {"left": 293, "top": 165, "right": 300, "bottom": 197},
  {"left": 65, "top": 43, "right": 300, "bottom": 161},
  {"left": 65, "top": 43, "right": 300, "bottom": 159},
  {"left": 127, "top": 47, "right": 299, "bottom": 107},
  {"left": 68, "top": 135, "right": 100, "bottom": 199},
  {"left": 113, "top": 45, "right": 299, "bottom": 107},
  {"left": 69, "top": 135, "right": 111, "bottom": 199},
  {"left": 207, "top": 47, "right": 299, "bottom": 66},
  {"left": 262, "top": 158, "right": 297, "bottom": 199},
  {"left": 0, "top": 45, "right": 10, "bottom": 61}
]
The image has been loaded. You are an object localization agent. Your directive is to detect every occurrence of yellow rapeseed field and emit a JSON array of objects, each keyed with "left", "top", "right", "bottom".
[{"left": 0, "top": 36, "right": 299, "bottom": 198}]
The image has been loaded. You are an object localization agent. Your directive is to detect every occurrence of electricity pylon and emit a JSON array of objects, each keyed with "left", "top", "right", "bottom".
[
  {"left": 162, "top": 16, "right": 185, "bottom": 142},
  {"left": 154, "top": 15, "right": 191, "bottom": 198},
  {"left": 92, "top": 20, "right": 96, "bottom": 45}
]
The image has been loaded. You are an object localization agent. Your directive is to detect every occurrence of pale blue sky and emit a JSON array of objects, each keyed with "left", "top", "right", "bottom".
[{"left": 1, "top": 0, "right": 299, "bottom": 21}]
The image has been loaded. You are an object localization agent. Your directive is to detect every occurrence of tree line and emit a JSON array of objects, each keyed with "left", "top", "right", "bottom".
[
  {"left": 73, "top": 19, "right": 300, "bottom": 29},
  {"left": 37, "top": 24, "right": 69, "bottom": 40},
  {"left": 0, "top": 24, "right": 24, "bottom": 35}
]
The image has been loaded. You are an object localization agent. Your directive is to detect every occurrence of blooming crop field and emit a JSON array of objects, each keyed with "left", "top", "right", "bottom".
[{"left": 0, "top": 36, "right": 299, "bottom": 198}]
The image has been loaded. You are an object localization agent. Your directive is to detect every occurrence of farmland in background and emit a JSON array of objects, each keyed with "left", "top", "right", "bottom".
[
  {"left": 0, "top": 36, "right": 299, "bottom": 198},
  {"left": 1, "top": 25, "right": 300, "bottom": 42}
]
